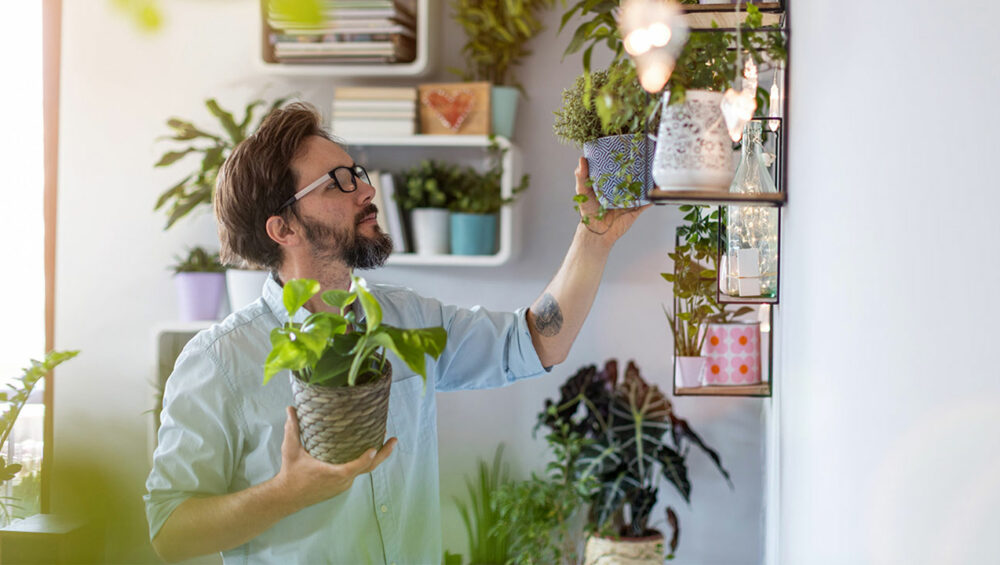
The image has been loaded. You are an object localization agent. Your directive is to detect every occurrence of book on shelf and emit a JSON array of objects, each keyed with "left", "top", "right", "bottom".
[
  {"left": 332, "top": 110, "right": 416, "bottom": 120},
  {"left": 334, "top": 86, "right": 417, "bottom": 100},
  {"left": 368, "top": 171, "right": 392, "bottom": 237},
  {"left": 376, "top": 172, "right": 409, "bottom": 253},
  {"left": 332, "top": 98, "right": 416, "bottom": 111},
  {"left": 331, "top": 118, "right": 416, "bottom": 137}
]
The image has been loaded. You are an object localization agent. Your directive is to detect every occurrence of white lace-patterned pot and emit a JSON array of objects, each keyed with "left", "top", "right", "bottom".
[
  {"left": 652, "top": 89, "right": 735, "bottom": 191},
  {"left": 583, "top": 133, "right": 655, "bottom": 209},
  {"left": 584, "top": 533, "right": 665, "bottom": 565}
]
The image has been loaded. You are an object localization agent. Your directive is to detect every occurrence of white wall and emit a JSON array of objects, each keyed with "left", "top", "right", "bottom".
[
  {"left": 54, "top": 2, "right": 764, "bottom": 563},
  {"left": 776, "top": 1, "right": 1000, "bottom": 564}
]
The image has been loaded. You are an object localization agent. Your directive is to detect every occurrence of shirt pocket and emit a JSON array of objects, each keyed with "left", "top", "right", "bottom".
[{"left": 388, "top": 374, "right": 429, "bottom": 455}]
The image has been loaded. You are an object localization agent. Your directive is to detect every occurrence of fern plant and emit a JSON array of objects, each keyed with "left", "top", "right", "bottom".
[{"left": 454, "top": 445, "right": 513, "bottom": 564}]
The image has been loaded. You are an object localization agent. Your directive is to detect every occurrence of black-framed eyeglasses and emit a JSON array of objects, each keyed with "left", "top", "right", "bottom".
[{"left": 275, "top": 164, "right": 371, "bottom": 213}]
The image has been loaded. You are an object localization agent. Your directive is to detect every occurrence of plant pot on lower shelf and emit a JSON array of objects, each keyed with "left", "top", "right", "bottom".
[
  {"left": 226, "top": 268, "right": 270, "bottom": 311},
  {"left": 174, "top": 272, "right": 225, "bottom": 321},
  {"left": 289, "top": 364, "right": 393, "bottom": 465},
  {"left": 703, "top": 322, "right": 762, "bottom": 385},
  {"left": 410, "top": 208, "right": 450, "bottom": 255},
  {"left": 584, "top": 532, "right": 665, "bottom": 565},
  {"left": 450, "top": 212, "right": 497, "bottom": 255},
  {"left": 583, "top": 133, "right": 655, "bottom": 209},
  {"left": 652, "top": 89, "right": 735, "bottom": 191},
  {"left": 674, "top": 356, "right": 707, "bottom": 388}
]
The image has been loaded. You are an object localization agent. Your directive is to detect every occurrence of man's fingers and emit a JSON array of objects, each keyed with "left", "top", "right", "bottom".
[
  {"left": 369, "top": 437, "right": 397, "bottom": 471},
  {"left": 575, "top": 157, "right": 592, "bottom": 196},
  {"left": 283, "top": 406, "right": 300, "bottom": 446}
]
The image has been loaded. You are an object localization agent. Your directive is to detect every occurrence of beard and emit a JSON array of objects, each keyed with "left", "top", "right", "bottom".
[{"left": 299, "top": 204, "right": 393, "bottom": 270}]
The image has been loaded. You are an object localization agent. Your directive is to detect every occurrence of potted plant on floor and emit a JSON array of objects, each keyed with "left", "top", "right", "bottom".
[
  {"left": 546, "top": 359, "right": 731, "bottom": 563},
  {"left": 171, "top": 246, "right": 226, "bottom": 322},
  {"left": 1, "top": 350, "right": 79, "bottom": 525},
  {"left": 263, "top": 277, "right": 447, "bottom": 464},
  {"left": 448, "top": 0, "right": 559, "bottom": 139},
  {"left": 154, "top": 96, "right": 288, "bottom": 310},
  {"left": 395, "top": 160, "right": 461, "bottom": 255},
  {"left": 453, "top": 445, "right": 514, "bottom": 565},
  {"left": 553, "top": 60, "right": 660, "bottom": 216},
  {"left": 449, "top": 141, "right": 528, "bottom": 256}
]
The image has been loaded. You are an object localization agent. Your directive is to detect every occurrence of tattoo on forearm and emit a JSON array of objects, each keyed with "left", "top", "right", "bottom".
[{"left": 533, "top": 293, "right": 563, "bottom": 337}]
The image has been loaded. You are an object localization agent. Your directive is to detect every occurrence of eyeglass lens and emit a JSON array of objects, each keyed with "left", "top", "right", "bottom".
[{"left": 332, "top": 166, "right": 370, "bottom": 192}]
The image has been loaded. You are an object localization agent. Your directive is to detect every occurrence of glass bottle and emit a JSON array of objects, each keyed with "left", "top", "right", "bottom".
[{"left": 724, "top": 121, "right": 778, "bottom": 298}]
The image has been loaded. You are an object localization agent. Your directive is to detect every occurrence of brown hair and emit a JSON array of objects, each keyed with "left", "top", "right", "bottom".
[{"left": 214, "top": 101, "right": 335, "bottom": 270}]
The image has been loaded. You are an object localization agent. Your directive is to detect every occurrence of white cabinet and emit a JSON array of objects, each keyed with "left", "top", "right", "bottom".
[{"left": 343, "top": 135, "right": 519, "bottom": 267}]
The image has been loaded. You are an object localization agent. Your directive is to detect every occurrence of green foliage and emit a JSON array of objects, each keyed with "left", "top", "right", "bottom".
[
  {"left": 545, "top": 360, "right": 731, "bottom": 557},
  {"left": 493, "top": 416, "right": 596, "bottom": 565},
  {"left": 450, "top": 140, "right": 529, "bottom": 215},
  {"left": 558, "top": 0, "right": 624, "bottom": 78},
  {"left": 449, "top": 0, "right": 561, "bottom": 89},
  {"left": 111, "top": 0, "right": 163, "bottom": 32},
  {"left": 171, "top": 246, "right": 225, "bottom": 274},
  {"left": 454, "top": 445, "right": 513, "bottom": 564},
  {"left": 0, "top": 350, "right": 79, "bottom": 523},
  {"left": 662, "top": 207, "right": 753, "bottom": 356},
  {"left": 667, "top": 6, "right": 787, "bottom": 106},
  {"left": 553, "top": 61, "right": 659, "bottom": 147},
  {"left": 264, "top": 277, "right": 447, "bottom": 388},
  {"left": 154, "top": 97, "right": 288, "bottom": 229},
  {"left": 269, "top": 0, "right": 324, "bottom": 26},
  {"left": 394, "top": 160, "right": 462, "bottom": 210}
]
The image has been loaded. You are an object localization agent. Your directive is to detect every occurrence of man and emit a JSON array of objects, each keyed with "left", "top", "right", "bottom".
[{"left": 144, "top": 102, "right": 642, "bottom": 563}]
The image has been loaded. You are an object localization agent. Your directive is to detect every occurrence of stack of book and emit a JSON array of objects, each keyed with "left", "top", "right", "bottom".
[
  {"left": 367, "top": 171, "right": 409, "bottom": 252},
  {"left": 331, "top": 86, "right": 417, "bottom": 138},
  {"left": 266, "top": 0, "right": 417, "bottom": 65}
]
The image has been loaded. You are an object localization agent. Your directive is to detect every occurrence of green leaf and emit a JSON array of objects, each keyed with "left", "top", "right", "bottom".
[
  {"left": 301, "top": 312, "right": 347, "bottom": 342},
  {"left": 282, "top": 279, "right": 320, "bottom": 318},
  {"left": 263, "top": 337, "right": 311, "bottom": 384},
  {"left": 352, "top": 277, "right": 382, "bottom": 331},
  {"left": 204, "top": 99, "right": 243, "bottom": 144},
  {"left": 381, "top": 326, "right": 447, "bottom": 380},
  {"left": 155, "top": 148, "right": 198, "bottom": 167},
  {"left": 321, "top": 289, "right": 356, "bottom": 311}
]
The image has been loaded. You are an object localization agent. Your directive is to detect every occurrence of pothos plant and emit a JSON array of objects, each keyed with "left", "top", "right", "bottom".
[
  {"left": 1, "top": 350, "right": 79, "bottom": 523},
  {"left": 154, "top": 97, "right": 287, "bottom": 229},
  {"left": 547, "top": 359, "right": 731, "bottom": 559},
  {"left": 662, "top": 206, "right": 753, "bottom": 356},
  {"left": 263, "top": 277, "right": 447, "bottom": 388}
]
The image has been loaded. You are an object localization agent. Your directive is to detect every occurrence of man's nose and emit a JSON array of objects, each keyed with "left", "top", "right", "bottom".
[{"left": 356, "top": 178, "right": 375, "bottom": 204}]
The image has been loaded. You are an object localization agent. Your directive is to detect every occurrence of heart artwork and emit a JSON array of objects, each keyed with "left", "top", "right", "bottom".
[
  {"left": 422, "top": 89, "right": 476, "bottom": 132},
  {"left": 719, "top": 58, "right": 759, "bottom": 142}
]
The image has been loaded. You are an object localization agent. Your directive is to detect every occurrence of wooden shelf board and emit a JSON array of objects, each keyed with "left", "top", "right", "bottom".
[
  {"left": 648, "top": 189, "right": 785, "bottom": 207},
  {"left": 680, "top": 2, "right": 783, "bottom": 30},
  {"left": 675, "top": 383, "right": 771, "bottom": 397},
  {"left": 344, "top": 135, "right": 509, "bottom": 149}
]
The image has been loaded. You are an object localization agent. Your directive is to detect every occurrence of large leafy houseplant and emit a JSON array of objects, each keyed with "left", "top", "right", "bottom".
[
  {"left": 1, "top": 350, "right": 79, "bottom": 524},
  {"left": 154, "top": 97, "right": 287, "bottom": 229},
  {"left": 548, "top": 359, "right": 731, "bottom": 559},
  {"left": 264, "top": 277, "right": 447, "bottom": 388},
  {"left": 492, "top": 410, "right": 596, "bottom": 565},
  {"left": 448, "top": 0, "right": 560, "bottom": 90}
]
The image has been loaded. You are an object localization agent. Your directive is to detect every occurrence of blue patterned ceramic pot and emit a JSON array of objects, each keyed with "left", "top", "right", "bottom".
[{"left": 583, "top": 133, "right": 655, "bottom": 209}]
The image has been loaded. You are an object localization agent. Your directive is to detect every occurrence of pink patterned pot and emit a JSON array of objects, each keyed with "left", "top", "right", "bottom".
[{"left": 702, "top": 322, "right": 761, "bottom": 385}]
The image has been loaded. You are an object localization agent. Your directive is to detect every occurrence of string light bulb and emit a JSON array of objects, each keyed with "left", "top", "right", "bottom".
[{"left": 618, "top": 0, "right": 688, "bottom": 93}]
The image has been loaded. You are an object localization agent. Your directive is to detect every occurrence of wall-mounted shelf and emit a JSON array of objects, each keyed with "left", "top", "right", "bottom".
[
  {"left": 649, "top": 190, "right": 785, "bottom": 207},
  {"left": 256, "top": 0, "right": 434, "bottom": 77},
  {"left": 680, "top": 2, "right": 785, "bottom": 30},
  {"left": 344, "top": 136, "right": 518, "bottom": 268},
  {"left": 676, "top": 383, "right": 771, "bottom": 397}
]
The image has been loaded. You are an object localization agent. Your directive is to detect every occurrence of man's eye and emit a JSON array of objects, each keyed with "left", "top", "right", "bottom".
[{"left": 325, "top": 181, "right": 339, "bottom": 191}]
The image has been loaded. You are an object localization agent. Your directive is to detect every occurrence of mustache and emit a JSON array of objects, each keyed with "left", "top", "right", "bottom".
[{"left": 355, "top": 204, "right": 378, "bottom": 224}]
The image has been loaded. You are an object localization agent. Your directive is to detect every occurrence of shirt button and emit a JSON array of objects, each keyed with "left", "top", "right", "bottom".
[{"left": 380, "top": 505, "right": 388, "bottom": 513}]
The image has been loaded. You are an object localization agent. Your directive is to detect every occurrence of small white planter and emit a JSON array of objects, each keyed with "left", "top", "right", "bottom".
[
  {"left": 652, "top": 90, "right": 735, "bottom": 191},
  {"left": 226, "top": 268, "right": 269, "bottom": 312},
  {"left": 675, "top": 356, "right": 708, "bottom": 388},
  {"left": 410, "top": 208, "right": 450, "bottom": 255}
]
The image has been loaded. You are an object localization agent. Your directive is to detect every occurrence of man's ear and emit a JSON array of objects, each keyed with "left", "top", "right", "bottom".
[{"left": 265, "top": 214, "right": 299, "bottom": 247}]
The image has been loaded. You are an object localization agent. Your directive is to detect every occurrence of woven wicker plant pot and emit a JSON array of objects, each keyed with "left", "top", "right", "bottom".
[
  {"left": 583, "top": 532, "right": 665, "bottom": 565},
  {"left": 289, "top": 363, "right": 393, "bottom": 464}
]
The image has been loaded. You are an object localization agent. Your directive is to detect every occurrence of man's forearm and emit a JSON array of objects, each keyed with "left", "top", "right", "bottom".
[
  {"left": 528, "top": 223, "right": 613, "bottom": 367},
  {"left": 152, "top": 477, "right": 298, "bottom": 562}
]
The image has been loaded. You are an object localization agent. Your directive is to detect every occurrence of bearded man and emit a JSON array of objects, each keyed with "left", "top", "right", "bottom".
[{"left": 144, "top": 102, "right": 643, "bottom": 564}]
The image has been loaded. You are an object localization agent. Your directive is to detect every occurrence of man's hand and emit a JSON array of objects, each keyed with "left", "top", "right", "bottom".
[
  {"left": 574, "top": 156, "right": 648, "bottom": 245},
  {"left": 273, "top": 406, "right": 397, "bottom": 512}
]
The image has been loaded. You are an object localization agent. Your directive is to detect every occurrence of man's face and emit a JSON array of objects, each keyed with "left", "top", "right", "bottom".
[{"left": 288, "top": 136, "right": 392, "bottom": 269}]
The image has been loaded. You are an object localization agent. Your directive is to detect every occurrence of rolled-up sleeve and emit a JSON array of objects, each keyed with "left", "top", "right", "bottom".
[
  {"left": 144, "top": 342, "right": 244, "bottom": 541},
  {"left": 407, "top": 294, "right": 548, "bottom": 391}
]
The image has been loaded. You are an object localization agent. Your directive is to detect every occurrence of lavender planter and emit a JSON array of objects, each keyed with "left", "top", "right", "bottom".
[
  {"left": 583, "top": 133, "right": 655, "bottom": 209},
  {"left": 175, "top": 272, "right": 226, "bottom": 321}
]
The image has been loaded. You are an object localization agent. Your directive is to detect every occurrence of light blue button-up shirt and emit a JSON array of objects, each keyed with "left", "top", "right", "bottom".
[{"left": 145, "top": 275, "right": 547, "bottom": 564}]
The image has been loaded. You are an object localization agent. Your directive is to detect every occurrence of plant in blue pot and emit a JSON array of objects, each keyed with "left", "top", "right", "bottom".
[
  {"left": 449, "top": 141, "right": 528, "bottom": 256},
  {"left": 553, "top": 61, "right": 660, "bottom": 221},
  {"left": 448, "top": 0, "right": 559, "bottom": 139}
]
